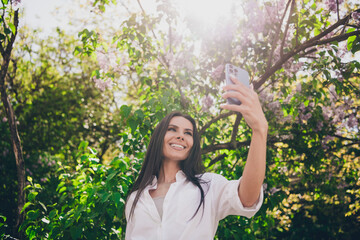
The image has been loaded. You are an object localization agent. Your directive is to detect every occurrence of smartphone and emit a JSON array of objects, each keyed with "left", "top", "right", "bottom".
[{"left": 225, "top": 64, "right": 250, "bottom": 105}]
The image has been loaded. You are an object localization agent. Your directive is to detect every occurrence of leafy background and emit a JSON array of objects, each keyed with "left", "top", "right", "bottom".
[{"left": 0, "top": 0, "right": 359, "bottom": 239}]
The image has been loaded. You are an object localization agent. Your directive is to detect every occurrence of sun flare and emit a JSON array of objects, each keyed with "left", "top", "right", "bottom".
[{"left": 174, "top": 0, "right": 236, "bottom": 26}]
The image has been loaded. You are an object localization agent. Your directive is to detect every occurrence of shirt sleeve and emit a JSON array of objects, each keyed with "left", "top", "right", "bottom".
[{"left": 208, "top": 173, "right": 264, "bottom": 221}]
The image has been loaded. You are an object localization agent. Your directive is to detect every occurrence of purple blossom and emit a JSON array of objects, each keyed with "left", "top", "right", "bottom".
[
  {"left": 321, "top": 106, "right": 332, "bottom": 121},
  {"left": 316, "top": 121, "right": 324, "bottom": 132},
  {"left": 326, "top": 0, "right": 344, "bottom": 12},
  {"left": 201, "top": 95, "right": 214, "bottom": 111},
  {"left": 335, "top": 69, "right": 344, "bottom": 82},
  {"left": 2, "top": 117, "right": 7, "bottom": 122},
  {"left": 211, "top": 64, "right": 224, "bottom": 80},
  {"left": 93, "top": 76, "right": 113, "bottom": 91},
  {"left": 96, "top": 50, "right": 117, "bottom": 72},
  {"left": 322, "top": 135, "right": 334, "bottom": 150},
  {"left": 296, "top": 83, "right": 302, "bottom": 92},
  {"left": 347, "top": 114, "right": 358, "bottom": 128},
  {"left": 352, "top": 12, "right": 360, "bottom": 22},
  {"left": 11, "top": 0, "right": 21, "bottom": 10},
  {"left": 302, "top": 112, "right": 312, "bottom": 121},
  {"left": 268, "top": 101, "right": 280, "bottom": 112}
]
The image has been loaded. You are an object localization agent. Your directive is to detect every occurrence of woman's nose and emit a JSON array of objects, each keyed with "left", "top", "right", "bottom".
[{"left": 177, "top": 136, "right": 184, "bottom": 141}]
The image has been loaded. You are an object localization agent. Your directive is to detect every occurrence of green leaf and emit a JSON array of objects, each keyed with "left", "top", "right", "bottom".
[
  {"left": 120, "top": 104, "right": 132, "bottom": 118},
  {"left": 78, "top": 141, "right": 89, "bottom": 150},
  {"left": 128, "top": 118, "right": 138, "bottom": 133},
  {"left": 8, "top": 22, "right": 15, "bottom": 34},
  {"left": 21, "top": 202, "right": 32, "bottom": 213},
  {"left": 27, "top": 210, "right": 40, "bottom": 220},
  {"left": 28, "top": 191, "right": 38, "bottom": 201},
  {"left": 70, "top": 226, "right": 82, "bottom": 239},
  {"left": 346, "top": 28, "right": 356, "bottom": 51},
  {"left": 58, "top": 186, "right": 67, "bottom": 194}
]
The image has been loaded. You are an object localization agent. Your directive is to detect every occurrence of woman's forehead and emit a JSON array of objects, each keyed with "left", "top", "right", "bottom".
[{"left": 169, "top": 116, "right": 193, "bottom": 130}]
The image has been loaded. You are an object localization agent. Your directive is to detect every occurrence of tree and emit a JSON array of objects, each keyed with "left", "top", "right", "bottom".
[
  {"left": 0, "top": 0, "right": 24, "bottom": 237},
  {"left": 0, "top": 25, "right": 129, "bottom": 237}
]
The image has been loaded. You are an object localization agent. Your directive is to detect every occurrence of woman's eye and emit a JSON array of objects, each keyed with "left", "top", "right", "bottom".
[
  {"left": 168, "top": 128, "right": 176, "bottom": 132},
  {"left": 185, "top": 132, "right": 193, "bottom": 136}
]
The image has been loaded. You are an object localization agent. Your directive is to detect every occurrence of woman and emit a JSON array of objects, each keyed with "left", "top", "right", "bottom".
[{"left": 125, "top": 75, "right": 268, "bottom": 239}]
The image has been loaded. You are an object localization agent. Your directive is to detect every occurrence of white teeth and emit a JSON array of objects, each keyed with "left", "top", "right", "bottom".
[{"left": 170, "top": 144, "right": 185, "bottom": 149}]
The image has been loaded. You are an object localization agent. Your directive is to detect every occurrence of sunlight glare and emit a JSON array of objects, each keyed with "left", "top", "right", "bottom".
[{"left": 175, "top": 0, "right": 235, "bottom": 26}]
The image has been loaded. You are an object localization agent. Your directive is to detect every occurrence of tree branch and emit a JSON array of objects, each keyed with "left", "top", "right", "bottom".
[
  {"left": 280, "top": 0, "right": 295, "bottom": 57},
  {"left": 201, "top": 140, "right": 250, "bottom": 155},
  {"left": 266, "top": 0, "right": 292, "bottom": 68},
  {"left": 199, "top": 112, "right": 234, "bottom": 136},
  {"left": 206, "top": 153, "right": 228, "bottom": 168},
  {"left": 230, "top": 113, "right": 242, "bottom": 148},
  {"left": 255, "top": 19, "right": 358, "bottom": 89}
]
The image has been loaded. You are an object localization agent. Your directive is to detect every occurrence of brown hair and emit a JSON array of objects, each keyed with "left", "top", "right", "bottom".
[{"left": 126, "top": 111, "right": 206, "bottom": 221}]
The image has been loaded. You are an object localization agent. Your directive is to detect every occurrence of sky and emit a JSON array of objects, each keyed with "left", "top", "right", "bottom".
[
  {"left": 20, "top": 0, "right": 360, "bottom": 62},
  {"left": 22, "top": 0, "right": 73, "bottom": 33}
]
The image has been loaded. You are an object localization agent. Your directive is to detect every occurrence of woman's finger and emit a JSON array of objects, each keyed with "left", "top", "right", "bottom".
[
  {"left": 222, "top": 91, "right": 248, "bottom": 104},
  {"left": 220, "top": 103, "right": 245, "bottom": 113}
]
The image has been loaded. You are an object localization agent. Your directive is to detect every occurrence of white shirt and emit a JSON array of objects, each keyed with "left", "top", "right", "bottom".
[{"left": 125, "top": 170, "right": 263, "bottom": 240}]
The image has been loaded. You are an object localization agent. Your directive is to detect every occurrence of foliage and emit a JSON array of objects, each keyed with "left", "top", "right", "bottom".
[
  {"left": 20, "top": 142, "right": 136, "bottom": 240},
  {"left": 0, "top": 0, "right": 358, "bottom": 239}
]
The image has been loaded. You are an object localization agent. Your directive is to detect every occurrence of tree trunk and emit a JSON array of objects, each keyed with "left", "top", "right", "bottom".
[
  {"left": 0, "top": 10, "right": 25, "bottom": 238},
  {"left": 0, "top": 86, "right": 25, "bottom": 238}
]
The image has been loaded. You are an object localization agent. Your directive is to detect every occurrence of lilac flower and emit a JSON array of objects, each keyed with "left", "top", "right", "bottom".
[
  {"left": 96, "top": 50, "right": 118, "bottom": 72},
  {"left": 2, "top": 117, "right": 7, "bottom": 122},
  {"left": 211, "top": 64, "right": 224, "bottom": 80},
  {"left": 316, "top": 121, "right": 324, "bottom": 132},
  {"left": 322, "top": 135, "right": 335, "bottom": 150},
  {"left": 97, "top": 51, "right": 109, "bottom": 71},
  {"left": 326, "top": 0, "right": 344, "bottom": 12},
  {"left": 201, "top": 95, "right": 214, "bottom": 111},
  {"left": 11, "top": 0, "right": 21, "bottom": 10},
  {"left": 347, "top": 114, "right": 358, "bottom": 128},
  {"left": 352, "top": 11, "right": 360, "bottom": 22},
  {"left": 268, "top": 101, "right": 280, "bottom": 112},
  {"left": 335, "top": 69, "right": 344, "bottom": 82},
  {"left": 93, "top": 76, "right": 113, "bottom": 91},
  {"left": 296, "top": 83, "right": 302, "bottom": 92},
  {"left": 302, "top": 113, "right": 312, "bottom": 121},
  {"left": 321, "top": 106, "right": 332, "bottom": 121}
]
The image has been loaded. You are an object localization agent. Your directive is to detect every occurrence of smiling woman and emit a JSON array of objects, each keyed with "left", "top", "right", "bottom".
[{"left": 125, "top": 87, "right": 268, "bottom": 239}]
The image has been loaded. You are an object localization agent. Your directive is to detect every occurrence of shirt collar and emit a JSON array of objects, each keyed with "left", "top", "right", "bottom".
[{"left": 149, "top": 170, "right": 187, "bottom": 189}]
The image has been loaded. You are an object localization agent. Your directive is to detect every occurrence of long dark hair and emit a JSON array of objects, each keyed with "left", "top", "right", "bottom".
[{"left": 127, "top": 111, "right": 206, "bottom": 221}]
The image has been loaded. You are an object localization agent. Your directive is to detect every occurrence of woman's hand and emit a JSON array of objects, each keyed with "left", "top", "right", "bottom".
[{"left": 220, "top": 75, "right": 268, "bottom": 133}]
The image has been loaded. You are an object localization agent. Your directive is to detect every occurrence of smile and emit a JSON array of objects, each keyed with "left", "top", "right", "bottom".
[{"left": 170, "top": 143, "right": 186, "bottom": 150}]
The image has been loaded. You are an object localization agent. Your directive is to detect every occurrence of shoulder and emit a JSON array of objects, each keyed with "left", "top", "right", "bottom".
[
  {"left": 200, "top": 172, "right": 228, "bottom": 182},
  {"left": 197, "top": 172, "right": 230, "bottom": 189}
]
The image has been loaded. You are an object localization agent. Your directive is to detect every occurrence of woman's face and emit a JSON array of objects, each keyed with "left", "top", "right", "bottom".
[{"left": 162, "top": 116, "right": 194, "bottom": 162}]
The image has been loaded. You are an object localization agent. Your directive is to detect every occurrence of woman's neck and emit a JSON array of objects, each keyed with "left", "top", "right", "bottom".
[{"left": 158, "top": 160, "right": 180, "bottom": 184}]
